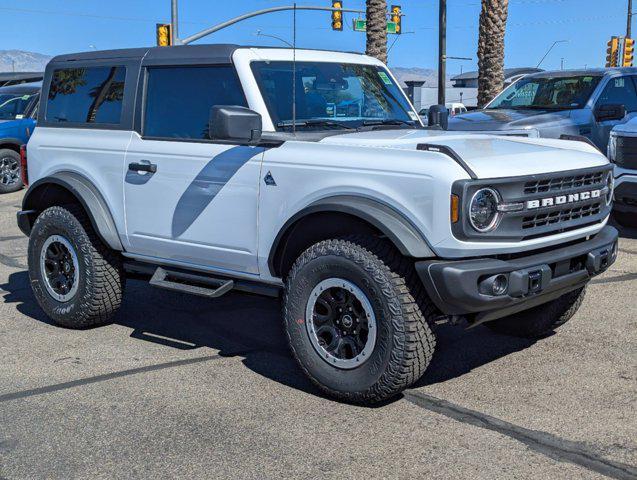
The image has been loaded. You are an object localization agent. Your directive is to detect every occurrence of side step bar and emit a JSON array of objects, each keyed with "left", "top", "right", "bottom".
[{"left": 149, "top": 267, "right": 234, "bottom": 298}]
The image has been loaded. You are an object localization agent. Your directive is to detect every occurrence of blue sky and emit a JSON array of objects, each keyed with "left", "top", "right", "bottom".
[{"left": 2, "top": 0, "right": 632, "bottom": 73}]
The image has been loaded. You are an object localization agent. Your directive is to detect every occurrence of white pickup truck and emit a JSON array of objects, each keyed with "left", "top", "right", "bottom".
[{"left": 18, "top": 45, "right": 618, "bottom": 403}]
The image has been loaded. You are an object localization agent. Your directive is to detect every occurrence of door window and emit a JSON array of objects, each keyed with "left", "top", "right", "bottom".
[
  {"left": 143, "top": 66, "right": 247, "bottom": 140},
  {"left": 596, "top": 76, "right": 637, "bottom": 112},
  {"left": 46, "top": 66, "right": 126, "bottom": 124}
]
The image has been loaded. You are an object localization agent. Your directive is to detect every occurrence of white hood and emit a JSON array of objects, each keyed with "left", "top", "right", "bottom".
[{"left": 319, "top": 129, "right": 609, "bottom": 179}]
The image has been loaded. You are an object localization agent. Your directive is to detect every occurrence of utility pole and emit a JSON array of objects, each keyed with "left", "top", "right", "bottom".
[
  {"left": 438, "top": 0, "right": 446, "bottom": 105},
  {"left": 171, "top": 0, "right": 179, "bottom": 45},
  {"left": 628, "top": 0, "right": 633, "bottom": 37}
]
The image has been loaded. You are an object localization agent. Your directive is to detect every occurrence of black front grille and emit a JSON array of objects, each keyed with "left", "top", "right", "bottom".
[
  {"left": 523, "top": 171, "right": 605, "bottom": 195},
  {"left": 452, "top": 166, "right": 612, "bottom": 241},
  {"left": 522, "top": 202, "right": 602, "bottom": 229},
  {"left": 615, "top": 136, "right": 637, "bottom": 170}
]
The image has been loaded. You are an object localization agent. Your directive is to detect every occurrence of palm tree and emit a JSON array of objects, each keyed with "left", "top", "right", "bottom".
[
  {"left": 477, "top": 0, "right": 509, "bottom": 107},
  {"left": 366, "top": 0, "right": 388, "bottom": 64}
]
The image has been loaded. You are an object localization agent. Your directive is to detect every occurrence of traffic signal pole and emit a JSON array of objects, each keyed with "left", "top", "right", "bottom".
[
  {"left": 628, "top": 0, "right": 633, "bottom": 38},
  {"left": 175, "top": 5, "right": 364, "bottom": 45},
  {"left": 438, "top": 0, "right": 446, "bottom": 106},
  {"left": 171, "top": 0, "right": 179, "bottom": 45}
]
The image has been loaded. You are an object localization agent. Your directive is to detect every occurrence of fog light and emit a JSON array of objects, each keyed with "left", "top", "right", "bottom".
[
  {"left": 479, "top": 273, "right": 509, "bottom": 297},
  {"left": 492, "top": 274, "right": 509, "bottom": 296},
  {"left": 611, "top": 241, "right": 618, "bottom": 261}
]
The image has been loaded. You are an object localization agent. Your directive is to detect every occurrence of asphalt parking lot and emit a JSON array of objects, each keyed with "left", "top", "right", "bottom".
[{"left": 0, "top": 189, "right": 636, "bottom": 480}]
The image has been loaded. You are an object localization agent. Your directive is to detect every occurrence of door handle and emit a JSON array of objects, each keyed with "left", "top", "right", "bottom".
[{"left": 128, "top": 161, "right": 157, "bottom": 174}]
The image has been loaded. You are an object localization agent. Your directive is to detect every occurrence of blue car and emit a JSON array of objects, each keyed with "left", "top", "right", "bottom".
[
  {"left": 448, "top": 68, "right": 637, "bottom": 153},
  {"left": 0, "top": 82, "right": 40, "bottom": 193}
]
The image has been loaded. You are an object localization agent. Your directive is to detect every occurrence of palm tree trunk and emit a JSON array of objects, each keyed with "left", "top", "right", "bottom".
[
  {"left": 477, "top": 0, "right": 509, "bottom": 107},
  {"left": 366, "top": 0, "right": 388, "bottom": 64}
]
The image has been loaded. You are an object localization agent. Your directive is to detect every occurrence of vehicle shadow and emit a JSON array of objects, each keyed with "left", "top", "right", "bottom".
[{"left": 1, "top": 270, "right": 538, "bottom": 403}]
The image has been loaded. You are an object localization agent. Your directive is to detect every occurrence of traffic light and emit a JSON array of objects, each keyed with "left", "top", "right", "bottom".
[
  {"left": 391, "top": 5, "right": 402, "bottom": 34},
  {"left": 331, "top": 1, "right": 343, "bottom": 31},
  {"left": 606, "top": 36, "right": 619, "bottom": 67},
  {"left": 623, "top": 38, "right": 634, "bottom": 67},
  {"left": 156, "top": 23, "right": 172, "bottom": 47}
]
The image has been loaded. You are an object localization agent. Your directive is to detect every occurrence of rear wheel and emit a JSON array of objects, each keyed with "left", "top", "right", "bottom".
[
  {"left": 485, "top": 287, "right": 586, "bottom": 338},
  {"left": 0, "top": 149, "right": 23, "bottom": 194},
  {"left": 283, "top": 236, "right": 436, "bottom": 404},
  {"left": 28, "top": 205, "right": 125, "bottom": 328}
]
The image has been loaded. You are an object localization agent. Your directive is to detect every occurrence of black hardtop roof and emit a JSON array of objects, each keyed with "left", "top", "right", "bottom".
[{"left": 49, "top": 44, "right": 366, "bottom": 65}]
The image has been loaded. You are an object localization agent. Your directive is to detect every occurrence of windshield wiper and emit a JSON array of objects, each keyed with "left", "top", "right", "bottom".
[
  {"left": 361, "top": 119, "right": 416, "bottom": 127},
  {"left": 276, "top": 119, "right": 355, "bottom": 130}
]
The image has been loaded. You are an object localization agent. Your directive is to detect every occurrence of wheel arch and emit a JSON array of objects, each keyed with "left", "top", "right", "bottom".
[
  {"left": 268, "top": 195, "right": 435, "bottom": 278},
  {"left": 19, "top": 171, "right": 123, "bottom": 251},
  {"left": 0, "top": 138, "right": 23, "bottom": 153}
]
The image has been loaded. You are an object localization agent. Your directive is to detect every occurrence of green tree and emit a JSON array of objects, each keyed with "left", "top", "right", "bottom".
[
  {"left": 366, "top": 0, "right": 388, "bottom": 64},
  {"left": 477, "top": 0, "right": 510, "bottom": 107}
]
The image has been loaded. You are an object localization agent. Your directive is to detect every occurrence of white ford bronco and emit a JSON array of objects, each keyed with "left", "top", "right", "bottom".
[{"left": 18, "top": 45, "right": 619, "bottom": 403}]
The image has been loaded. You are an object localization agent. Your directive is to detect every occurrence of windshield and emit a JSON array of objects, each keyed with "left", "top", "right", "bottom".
[
  {"left": 0, "top": 93, "right": 37, "bottom": 120},
  {"left": 487, "top": 75, "right": 602, "bottom": 110},
  {"left": 251, "top": 61, "right": 418, "bottom": 130}
]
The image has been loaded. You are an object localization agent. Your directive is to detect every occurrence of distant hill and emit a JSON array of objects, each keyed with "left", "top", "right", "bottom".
[{"left": 0, "top": 50, "right": 51, "bottom": 72}]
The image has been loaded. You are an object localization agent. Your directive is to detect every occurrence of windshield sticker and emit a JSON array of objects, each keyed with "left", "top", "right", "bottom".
[
  {"left": 15, "top": 114, "right": 24, "bottom": 119},
  {"left": 22, "top": 95, "right": 31, "bottom": 100},
  {"left": 408, "top": 111, "right": 418, "bottom": 121},
  {"left": 615, "top": 78, "right": 625, "bottom": 88},
  {"left": 378, "top": 71, "right": 393, "bottom": 85}
]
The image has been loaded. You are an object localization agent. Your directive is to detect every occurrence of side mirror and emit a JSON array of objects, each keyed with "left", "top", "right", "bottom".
[
  {"left": 594, "top": 103, "right": 626, "bottom": 122},
  {"left": 427, "top": 104, "right": 449, "bottom": 129},
  {"left": 208, "top": 106, "right": 262, "bottom": 145}
]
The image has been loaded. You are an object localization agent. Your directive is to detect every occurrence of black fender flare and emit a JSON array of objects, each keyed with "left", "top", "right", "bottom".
[
  {"left": 268, "top": 195, "right": 435, "bottom": 276},
  {"left": 20, "top": 171, "right": 123, "bottom": 251},
  {"left": 0, "top": 138, "right": 24, "bottom": 149}
]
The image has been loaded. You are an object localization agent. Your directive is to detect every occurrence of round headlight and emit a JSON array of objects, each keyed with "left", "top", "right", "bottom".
[
  {"left": 470, "top": 188, "right": 501, "bottom": 232},
  {"left": 605, "top": 171, "right": 614, "bottom": 206}
]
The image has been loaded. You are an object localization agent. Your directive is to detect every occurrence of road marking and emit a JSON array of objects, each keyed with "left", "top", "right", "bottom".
[
  {"left": 0, "top": 350, "right": 255, "bottom": 403},
  {"left": 0, "top": 236, "right": 25, "bottom": 243},
  {"left": 590, "top": 272, "right": 637, "bottom": 285},
  {"left": 404, "top": 390, "right": 637, "bottom": 480},
  {"left": 0, "top": 253, "right": 26, "bottom": 270}
]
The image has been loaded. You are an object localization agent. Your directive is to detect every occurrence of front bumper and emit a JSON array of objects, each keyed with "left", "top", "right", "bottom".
[
  {"left": 416, "top": 225, "right": 618, "bottom": 324},
  {"left": 613, "top": 176, "right": 637, "bottom": 214}
]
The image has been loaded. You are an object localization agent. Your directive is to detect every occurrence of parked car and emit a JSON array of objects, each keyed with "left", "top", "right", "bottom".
[
  {"left": 418, "top": 107, "right": 428, "bottom": 124},
  {"left": 0, "top": 82, "right": 39, "bottom": 193},
  {"left": 447, "top": 68, "right": 637, "bottom": 151},
  {"left": 608, "top": 116, "right": 637, "bottom": 227},
  {"left": 447, "top": 102, "right": 467, "bottom": 116},
  {"left": 419, "top": 103, "right": 468, "bottom": 125},
  {"left": 19, "top": 45, "right": 617, "bottom": 404}
]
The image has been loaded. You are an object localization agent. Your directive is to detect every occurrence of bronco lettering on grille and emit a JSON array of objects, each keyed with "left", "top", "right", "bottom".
[{"left": 526, "top": 189, "right": 602, "bottom": 210}]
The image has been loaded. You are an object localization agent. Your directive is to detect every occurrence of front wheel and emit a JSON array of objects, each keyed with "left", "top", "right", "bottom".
[
  {"left": 485, "top": 287, "right": 586, "bottom": 338},
  {"left": 28, "top": 205, "right": 125, "bottom": 328},
  {"left": 0, "top": 149, "right": 23, "bottom": 194},
  {"left": 283, "top": 237, "right": 436, "bottom": 404}
]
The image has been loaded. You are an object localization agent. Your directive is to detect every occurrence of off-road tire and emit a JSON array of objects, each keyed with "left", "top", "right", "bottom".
[
  {"left": 614, "top": 211, "right": 637, "bottom": 229},
  {"left": 0, "top": 149, "right": 23, "bottom": 194},
  {"left": 485, "top": 287, "right": 586, "bottom": 338},
  {"left": 283, "top": 236, "right": 437, "bottom": 404},
  {"left": 28, "top": 205, "right": 124, "bottom": 328}
]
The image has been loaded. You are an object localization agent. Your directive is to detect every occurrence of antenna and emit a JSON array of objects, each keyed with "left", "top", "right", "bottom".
[{"left": 292, "top": 3, "right": 297, "bottom": 135}]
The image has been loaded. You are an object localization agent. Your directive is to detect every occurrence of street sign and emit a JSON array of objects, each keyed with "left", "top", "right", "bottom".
[{"left": 352, "top": 19, "right": 399, "bottom": 34}]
